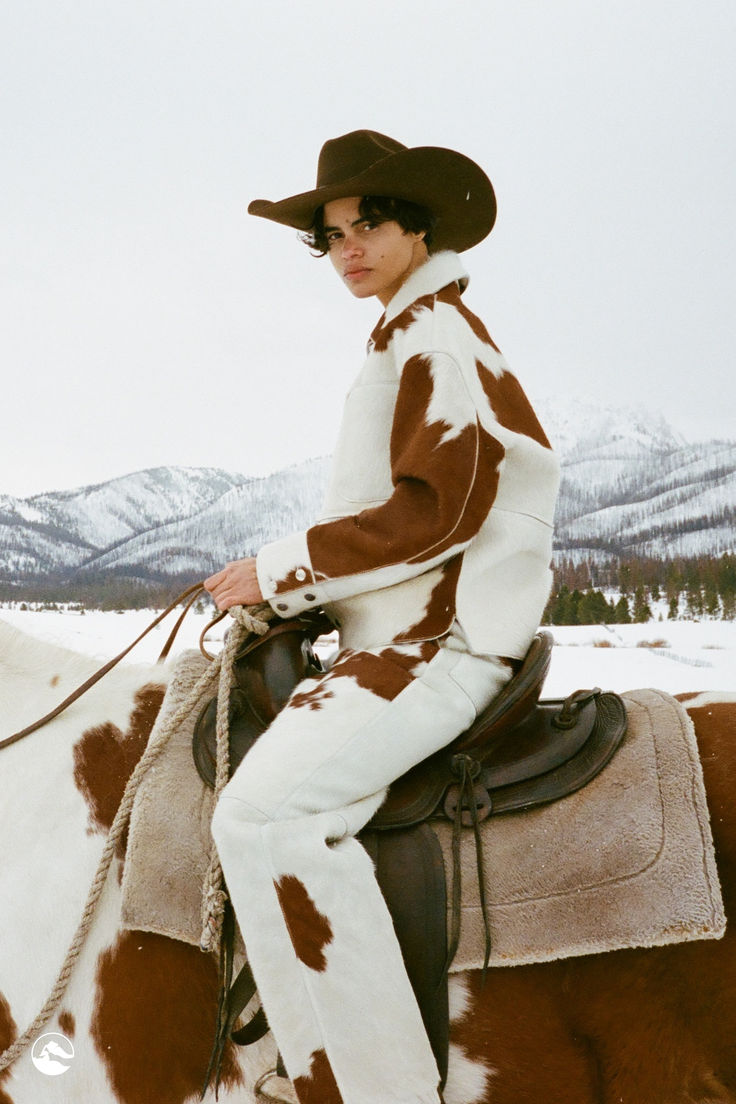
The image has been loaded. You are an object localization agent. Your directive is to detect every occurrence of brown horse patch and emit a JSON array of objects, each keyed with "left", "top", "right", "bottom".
[
  {"left": 0, "top": 991, "right": 17, "bottom": 1104},
  {"left": 91, "top": 931, "right": 243, "bottom": 1104},
  {"left": 73, "top": 683, "right": 165, "bottom": 842},
  {"left": 58, "top": 1009, "right": 75, "bottom": 1038}
]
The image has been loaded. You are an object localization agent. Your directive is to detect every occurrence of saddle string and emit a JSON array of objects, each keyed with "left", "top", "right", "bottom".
[
  {"left": 0, "top": 601, "right": 270, "bottom": 1075},
  {"left": 202, "top": 901, "right": 240, "bottom": 1098},
  {"left": 201, "top": 903, "right": 266, "bottom": 1100},
  {"left": 469, "top": 773, "right": 493, "bottom": 980},
  {"left": 442, "top": 754, "right": 493, "bottom": 981}
]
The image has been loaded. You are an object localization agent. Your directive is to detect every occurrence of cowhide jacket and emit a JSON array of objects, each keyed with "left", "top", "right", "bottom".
[{"left": 256, "top": 251, "right": 560, "bottom": 660}]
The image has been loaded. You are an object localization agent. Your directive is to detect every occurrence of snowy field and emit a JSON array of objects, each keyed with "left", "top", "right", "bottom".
[{"left": 0, "top": 607, "right": 734, "bottom": 697}]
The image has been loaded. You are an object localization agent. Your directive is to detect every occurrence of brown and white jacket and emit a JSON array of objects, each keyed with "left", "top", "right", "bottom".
[{"left": 256, "top": 251, "right": 560, "bottom": 660}]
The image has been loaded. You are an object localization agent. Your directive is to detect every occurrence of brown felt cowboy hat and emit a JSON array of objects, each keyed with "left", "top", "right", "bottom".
[{"left": 248, "top": 130, "right": 496, "bottom": 253}]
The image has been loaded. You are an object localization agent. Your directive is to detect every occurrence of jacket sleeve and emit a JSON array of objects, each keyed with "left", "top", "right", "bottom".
[{"left": 255, "top": 351, "right": 505, "bottom": 618}]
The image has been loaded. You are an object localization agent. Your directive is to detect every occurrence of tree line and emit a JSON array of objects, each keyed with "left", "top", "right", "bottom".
[
  {"left": 0, "top": 574, "right": 207, "bottom": 613},
  {"left": 547, "top": 553, "right": 736, "bottom": 624},
  {"left": 1, "top": 553, "right": 735, "bottom": 624}
]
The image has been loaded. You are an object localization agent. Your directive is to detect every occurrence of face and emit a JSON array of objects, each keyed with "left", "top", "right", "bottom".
[{"left": 322, "top": 196, "right": 428, "bottom": 306}]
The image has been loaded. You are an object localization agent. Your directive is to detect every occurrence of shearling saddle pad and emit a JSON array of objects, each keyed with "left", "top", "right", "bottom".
[
  {"left": 438, "top": 687, "right": 725, "bottom": 970},
  {"left": 121, "top": 656, "right": 725, "bottom": 968},
  {"left": 121, "top": 650, "right": 218, "bottom": 946}
]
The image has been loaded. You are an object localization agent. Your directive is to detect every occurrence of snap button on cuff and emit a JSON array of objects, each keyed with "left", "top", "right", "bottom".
[
  {"left": 276, "top": 602, "right": 288, "bottom": 611},
  {"left": 295, "top": 568, "right": 307, "bottom": 582},
  {"left": 304, "top": 593, "right": 316, "bottom": 602}
]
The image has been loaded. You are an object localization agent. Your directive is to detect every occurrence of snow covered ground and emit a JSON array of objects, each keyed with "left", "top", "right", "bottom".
[
  {"left": 546, "top": 621, "right": 735, "bottom": 696},
  {"left": 1, "top": 607, "right": 734, "bottom": 698}
]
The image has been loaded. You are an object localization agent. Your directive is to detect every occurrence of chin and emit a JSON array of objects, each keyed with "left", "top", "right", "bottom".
[{"left": 345, "top": 283, "right": 375, "bottom": 300}]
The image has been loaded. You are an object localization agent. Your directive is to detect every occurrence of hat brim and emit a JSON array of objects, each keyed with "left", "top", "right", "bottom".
[{"left": 248, "top": 146, "right": 496, "bottom": 253}]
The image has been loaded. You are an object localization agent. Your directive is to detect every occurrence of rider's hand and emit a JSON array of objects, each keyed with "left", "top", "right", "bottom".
[{"left": 204, "top": 557, "right": 264, "bottom": 610}]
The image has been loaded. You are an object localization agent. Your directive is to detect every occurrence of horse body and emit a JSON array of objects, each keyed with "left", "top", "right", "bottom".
[{"left": 1, "top": 619, "right": 734, "bottom": 1103}]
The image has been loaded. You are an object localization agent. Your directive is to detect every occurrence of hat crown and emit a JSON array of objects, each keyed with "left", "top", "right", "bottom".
[{"left": 316, "top": 130, "right": 407, "bottom": 188}]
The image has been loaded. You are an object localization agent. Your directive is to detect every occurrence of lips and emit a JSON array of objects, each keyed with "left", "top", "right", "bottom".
[{"left": 344, "top": 268, "right": 370, "bottom": 281}]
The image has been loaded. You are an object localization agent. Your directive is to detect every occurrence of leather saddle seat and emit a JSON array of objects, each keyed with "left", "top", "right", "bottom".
[
  {"left": 373, "top": 630, "right": 554, "bottom": 828},
  {"left": 372, "top": 630, "right": 626, "bottom": 829}
]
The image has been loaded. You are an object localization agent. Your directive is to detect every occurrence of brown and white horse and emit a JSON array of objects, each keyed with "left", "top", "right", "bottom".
[{"left": 0, "top": 618, "right": 734, "bottom": 1104}]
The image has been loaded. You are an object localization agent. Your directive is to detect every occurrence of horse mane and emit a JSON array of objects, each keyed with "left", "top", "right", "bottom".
[
  {"left": 0, "top": 616, "right": 162, "bottom": 688},
  {"left": 0, "top": 615, "right": 98, "bottom": 676}
]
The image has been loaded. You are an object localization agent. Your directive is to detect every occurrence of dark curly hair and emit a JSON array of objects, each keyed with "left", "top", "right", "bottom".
[{"left": 301, "top": 195, "right": 436, "bottom": 256}]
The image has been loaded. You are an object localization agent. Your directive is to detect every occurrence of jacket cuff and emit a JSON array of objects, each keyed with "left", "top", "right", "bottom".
[{"left": 256, "top": 531, "right": 329, "bottom": 618}]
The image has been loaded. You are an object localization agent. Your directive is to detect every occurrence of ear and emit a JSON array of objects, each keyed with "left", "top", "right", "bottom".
[{"left": 401, "top": 226, "right": 426, "bottom": 242}]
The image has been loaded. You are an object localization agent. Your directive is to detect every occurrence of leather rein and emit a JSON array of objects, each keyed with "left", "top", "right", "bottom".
[{"left": 0, "top": 582, "right": 221, "bottom": 753}]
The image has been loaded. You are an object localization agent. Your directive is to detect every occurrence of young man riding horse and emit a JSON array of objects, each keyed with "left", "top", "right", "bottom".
[{"left": 204, "top": 129, "right": 560, "bottom": 1104}]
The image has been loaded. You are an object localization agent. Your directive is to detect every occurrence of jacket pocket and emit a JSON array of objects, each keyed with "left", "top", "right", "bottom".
[{"left": 329, "top": 382, "right": 398, "bottom": 506}]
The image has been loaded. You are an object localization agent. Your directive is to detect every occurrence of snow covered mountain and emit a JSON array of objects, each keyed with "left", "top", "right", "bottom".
[
  {"left": 0, "top": 467, "right": 244, "bottom": 579},
  {"left": 74, "top": 459, "right": 332, "bottom": 581},
  {"left": 0, "top": 401, "right": 733, "bottom": 589},
  {"left": 0, "top": 460, "right": 331, "bottom": 585},
  {"left": 540, "top": 398, "right": 736, "bottom": 561}
]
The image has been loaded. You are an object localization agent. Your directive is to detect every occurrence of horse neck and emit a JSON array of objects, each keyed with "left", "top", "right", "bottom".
[
  {"left": 0, "top": 617, "right": 102, "bottom": 689},
  {"left": 0, "top": 617, "right": 169, "bottom": 749}
]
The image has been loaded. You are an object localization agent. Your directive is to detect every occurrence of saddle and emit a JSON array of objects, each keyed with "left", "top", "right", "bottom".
[
  {"left": 193, "top": 618, "right": 627, "bottom": 1093},
  {"left": 193, "top": 622, "right": 626, "bottom": 835}
]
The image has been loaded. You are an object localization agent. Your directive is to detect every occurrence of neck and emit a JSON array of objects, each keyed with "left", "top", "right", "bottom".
[{"left": 376, "top": 241, "right": 429, "bottom": 307}]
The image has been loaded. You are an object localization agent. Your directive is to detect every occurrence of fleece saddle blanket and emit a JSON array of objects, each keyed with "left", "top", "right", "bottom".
[{"left": 120, "top": 652, "right": 726, "bottom": 969}]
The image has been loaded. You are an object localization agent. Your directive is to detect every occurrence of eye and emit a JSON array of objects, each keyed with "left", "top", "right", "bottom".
[{"left": 326, "top": 230, "right": 343, "bottom": 246}]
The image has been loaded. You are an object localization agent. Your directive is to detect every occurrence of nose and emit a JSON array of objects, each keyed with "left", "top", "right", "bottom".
[{"left": 341, "top": 231, "right": 362, "bottom": 259}]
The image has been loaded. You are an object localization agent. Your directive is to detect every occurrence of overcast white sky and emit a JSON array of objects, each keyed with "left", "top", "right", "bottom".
[{"left": 3, "top": 0, "right": 735, "bottom": 497}]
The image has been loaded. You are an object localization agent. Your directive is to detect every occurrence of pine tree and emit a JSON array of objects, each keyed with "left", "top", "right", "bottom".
[
  {"left": 546, "top": 585, "right": 571, "bottom": 625},
  {"left": 614, "top": 596, "right": 631, "bottom": 624},
  {"left": 704, "top": 580, "right": 720, "bottom": 618},
  {"left": 578, "top": 589, "right": 611, "bottom": 625},
  {"left": 686, "top": 582, "right": 704, "bottom": 619},
  {"left": 568, "top": 589, "right": 583, "bottom": 626},
  {"left": 718, "top": 554, "right": 736, "bottom": 620},
  {"left": 633, "top": 585, "right": 652, "bottom": 623}
]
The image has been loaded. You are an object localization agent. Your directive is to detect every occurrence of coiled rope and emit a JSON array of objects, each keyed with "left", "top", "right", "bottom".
[{"left": 199, "top": 603, "right": 273, "bottom": 953}]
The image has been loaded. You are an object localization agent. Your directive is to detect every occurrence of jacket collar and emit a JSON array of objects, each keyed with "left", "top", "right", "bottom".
[{"left": 382, "top": 250, "right": 469, "bottom": 324}]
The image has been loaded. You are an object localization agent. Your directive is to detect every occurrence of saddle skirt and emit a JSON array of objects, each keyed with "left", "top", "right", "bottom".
[{"left": 120, "top": 650, "right": 725, "bottom": 970}]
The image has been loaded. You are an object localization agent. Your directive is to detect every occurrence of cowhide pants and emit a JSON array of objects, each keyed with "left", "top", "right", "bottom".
[{"left": 211, "top": 628, "right": 511, "bottom": 1104}]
